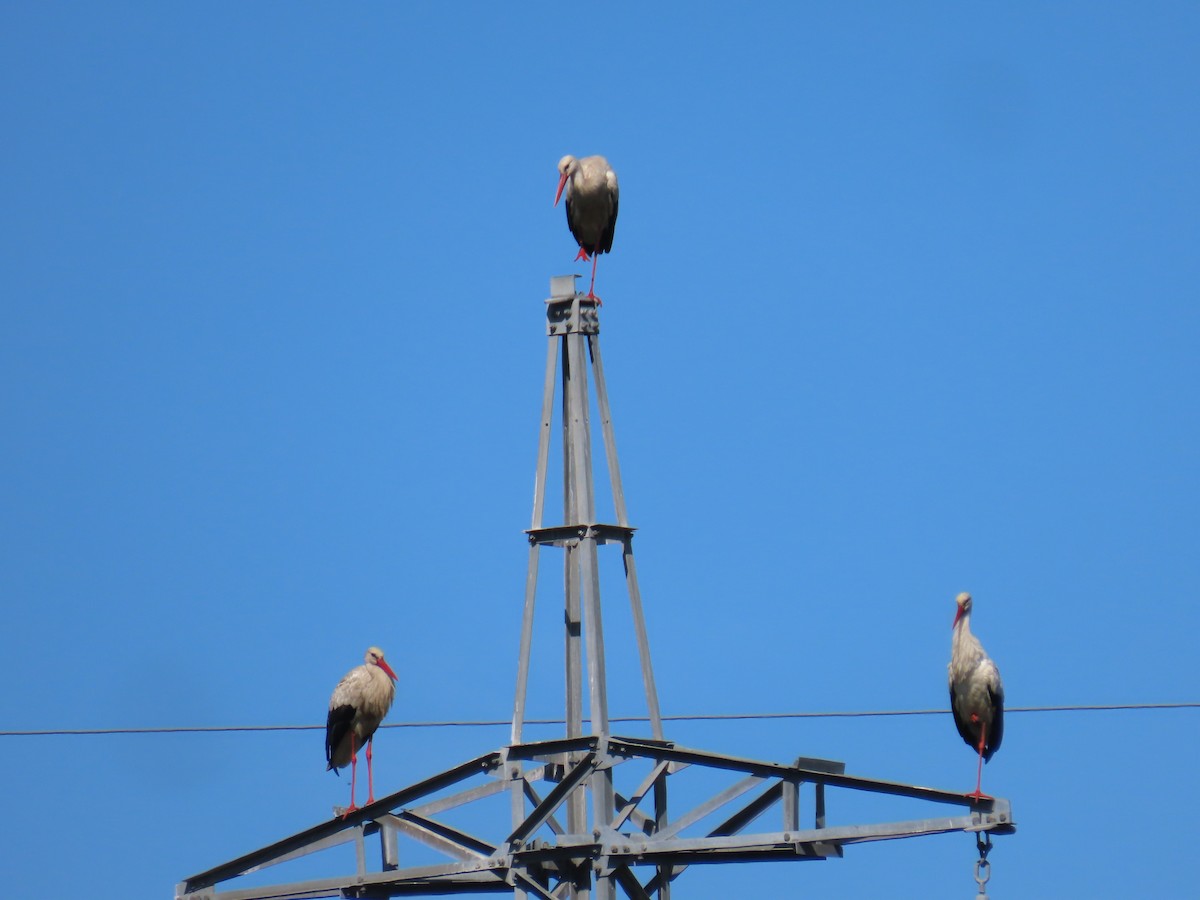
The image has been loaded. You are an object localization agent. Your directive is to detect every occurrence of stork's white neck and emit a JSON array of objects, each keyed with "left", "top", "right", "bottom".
[{"left": 951, "top": 611, "right": 986, "bottom": 671}]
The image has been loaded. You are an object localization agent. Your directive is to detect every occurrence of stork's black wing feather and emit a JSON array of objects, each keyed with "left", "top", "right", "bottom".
[
  {"left": 983, "top": 682, "right": 1004, "bottom": 761},
  {"left": 325, "top": 704, "right": 355, "bottom": 771},
  {"left": 564, "top": 197, "right": 591, "bottom": 254},
  {"left": 949, "top": 684, "right": 977, "bottom": 750},
  {"left": 564, "top": 195, "right": 618, "bottom": 256},
  {"left": 599, "top": 193, "right": 618, "bottom": 254}
]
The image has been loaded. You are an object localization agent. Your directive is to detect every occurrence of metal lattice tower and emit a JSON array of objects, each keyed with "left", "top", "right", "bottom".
[
  {"left": 512, "top": 274, "right": 663, "bottom": 750},
  {"left": 178, "top": 278, "right": 1015, "bottom": 900}
]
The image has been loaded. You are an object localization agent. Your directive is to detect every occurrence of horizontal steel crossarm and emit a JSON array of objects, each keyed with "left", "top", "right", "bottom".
[
  {"left": 506, "top": 735, "right": 599, "bottom": 762},
  {"left": 605, "top": 737, "right": 995, "bottom": 809},
  {"left": 629, "top": 808, "right": 1013, "bottom": 863},
  {"left": 179, "top": 751, "right": 503, "bottom": 895},
  {"left": 180, "top": 735, "right": 1016, "bottom": 899},
  {"left": 526, "top": 523, "right": 635, "bottom": 548},
  {"left": 190, "top": 860, "right": 515, "bottom": 900}
]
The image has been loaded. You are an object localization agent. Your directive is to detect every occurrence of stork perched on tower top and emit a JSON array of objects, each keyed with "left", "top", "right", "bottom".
[
  {"left": 554, "top": 154, "right": 619, "bottom": 303},
  {"left": 326, "top": 646, "right": 398, "bottom": 816},
  {"left": 948, "top": 592, "right": 1004, "bottom": 800}
]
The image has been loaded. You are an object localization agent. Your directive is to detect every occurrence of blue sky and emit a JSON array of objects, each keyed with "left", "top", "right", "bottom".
[{"left": 2, "top": 3, "right": 1197, "bottom": 897}]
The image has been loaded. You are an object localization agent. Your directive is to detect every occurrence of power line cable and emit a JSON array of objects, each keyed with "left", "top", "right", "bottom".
[{"left": 2, "top": 701, "right": 1196, "bottom": 737}]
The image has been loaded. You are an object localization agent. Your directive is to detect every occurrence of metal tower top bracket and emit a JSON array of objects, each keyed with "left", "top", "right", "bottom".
[{"left": 546, "top": 275, "right": 600, "bottom": 336}]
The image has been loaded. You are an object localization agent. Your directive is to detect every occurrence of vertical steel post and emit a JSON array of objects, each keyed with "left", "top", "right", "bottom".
[
  {"left": 565, "top": 304, "right": 614, "bottom": 900},
  {"left": 565, "top": 326, "right": 609, "bottom": 736},
  {"left": 561, "top": 304, "right": 588, "bottom": 900},
  {"left": 782, "top": 781, "right": 799, "bottom": 833},
  {"left": 655, "top": 772, "right": 672, "bottom": 899}
]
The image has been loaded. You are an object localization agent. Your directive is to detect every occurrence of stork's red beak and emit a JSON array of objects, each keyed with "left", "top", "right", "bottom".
[
  {"left": 554, "top": 172, "right": 569, "bottom": 206},
  {"left": 378, "top": 658, "right": 398, "bottom": 682},
  {"left": 953, "top": 605, "right": 964, "bottom": 627}
]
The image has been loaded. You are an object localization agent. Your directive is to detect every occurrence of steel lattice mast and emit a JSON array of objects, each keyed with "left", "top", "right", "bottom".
[
  {"left": 177, "top": 278, "right": 1014, "bottom": 900},
  {"left": 512, "top": 275, "right": 664, "bottom": 745}
]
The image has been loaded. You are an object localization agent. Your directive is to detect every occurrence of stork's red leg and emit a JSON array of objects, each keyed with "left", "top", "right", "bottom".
[
  {"left": 574, "top": 248, "right": 590, "bottom": 262},
  {"left": 973, "top": 738, "right": 984, "bottom": 795},
  {"left": 966, "top": 721, "right": 992, "bottom": 801},
  {"left": 586, "top": 246, "right": 603, "bottom": 305},
  {"left": 343, "top": 733, "right": 360, "bottom": 817},
  {"left": 365, "top": 738, "right": 376, "bottom": 805}
]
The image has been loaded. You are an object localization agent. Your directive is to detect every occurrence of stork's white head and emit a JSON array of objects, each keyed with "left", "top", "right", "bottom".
[
  {"left": 365, "top": 646, "right": 398, "bottom": 682},
  {"left": 554, "top": 155, "right": 579, "bottom": 206},
  {"left": 953, "top": 592, "right": 973, "bottom": 627}
]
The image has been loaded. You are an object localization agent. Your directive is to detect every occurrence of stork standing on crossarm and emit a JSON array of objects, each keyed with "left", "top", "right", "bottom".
[
  {"left": 554, "top": 154, "right": 619, "bottom": 302},
  {"left": 326, "top": 646, "right": 398, "bottom": 815},
  {"left": 948, "top": 592, "right": 1004, "bottom": 800}
]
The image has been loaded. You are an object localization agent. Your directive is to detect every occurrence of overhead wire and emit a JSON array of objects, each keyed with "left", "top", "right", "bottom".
[{"left": 2, "top": 701, "right": 1196, "bottom": 737}]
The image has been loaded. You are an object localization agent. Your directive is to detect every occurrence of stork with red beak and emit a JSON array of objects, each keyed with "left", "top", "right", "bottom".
[
  {"left": 326, "top": 646, "right": 398, "bottom": 815},
  {"left": 948, "top": 592, "right": 1004, "bottom": 800},
  {"left": 554, "top": 154, "right": 619, "bottom": 302}
]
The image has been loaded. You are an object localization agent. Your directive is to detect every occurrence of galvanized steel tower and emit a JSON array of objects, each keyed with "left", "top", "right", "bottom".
[{"left": 178, "top": 279, "right": 1014, "bottom": 900}]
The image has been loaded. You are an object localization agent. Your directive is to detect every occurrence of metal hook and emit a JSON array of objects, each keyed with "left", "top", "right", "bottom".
[{"left": 973, "top": 832, "right": 993, "bottom": 898}]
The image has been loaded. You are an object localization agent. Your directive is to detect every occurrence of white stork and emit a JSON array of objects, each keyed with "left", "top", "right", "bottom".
[
  {"left": 326, "top": 646, "right": 398, "bottom": 814},
  {"left": 948, "top": 592, "right": 1004, "bottom": 799},
  {"left": 554, "top": 154, "right": 619, "bottom": 302}
]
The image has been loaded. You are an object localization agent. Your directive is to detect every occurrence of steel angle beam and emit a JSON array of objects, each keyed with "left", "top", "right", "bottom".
[
  {"left": 507, "top": 751, "right": 599, "bottom": 845},
  {"left": 178, "top": 751, "right": 504, "bottom": 897},
  {"left": 381, "top": 811, "right": 497, "bottom": 861}
]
